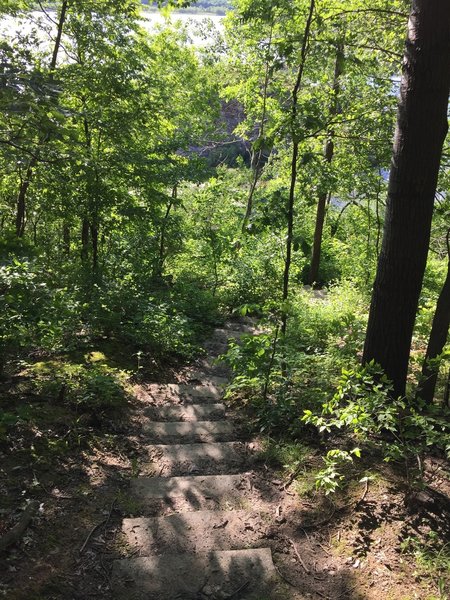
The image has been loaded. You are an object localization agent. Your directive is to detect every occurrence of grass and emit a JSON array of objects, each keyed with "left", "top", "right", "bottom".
[
  {"left": 400, "top": 533, "right": 450, "bottom": 600},
  {"left": 257, "top": 438, "right": 311, "bottom": 471}
]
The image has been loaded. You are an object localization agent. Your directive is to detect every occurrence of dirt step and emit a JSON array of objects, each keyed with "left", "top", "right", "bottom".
[
  {"left": 141, "top": 420, "right": 237, "bottom": 443},
  {"left": 145, "top": 403, "right": 226, "bottom": 422},
  {"left": 122, "top": 509, "right": 271, "bottom": 555},
  {"left": 112, "top": 547, "right": 276, "bottom": 600},
  {"left": 131, "top": 473, "right": 251, "bottom": 506},
  {"left": 142, "top": 442, "right": 247, "bottom": 476}
]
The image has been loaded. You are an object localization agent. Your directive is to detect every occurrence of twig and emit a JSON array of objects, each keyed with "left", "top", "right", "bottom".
[
  {"left": 298, "top": 526, "right": 312, "bottom": 544},
  {"left": 336, "top": 583, "right": 359, "bottom": 599},
  {"left": 357, "top": 478, "right": 369, "bottom": 505},
  {"left": 79, "top": 520, "right": 107, "bottom": 555},
  {"left": 274, "top": 565, "right": 298, "bottom": 589},
  {"left": 99, "top": 553, "right": 112, "bottom": 588},
  {"left": 276, "top": 562, "right": 326, "bottom": 598},
  {"left": 287, "top": 537, "right": 310, "bottom": 574},
  {"left": 316, "top": 541, "right": 331, "bottom": 556},
  {"left": 79, "top": 498, "right": 117, "bottom": 555},
  {"left": 225, "top": 580, "right": 250, "bottom": 599},
  {"left": 282, "top": 463, "right": 303, "bottom": 490},
  {"left": 0, "top": 501, "right": 39, "bottom": 552},
  {"left": 33, "top": 475, "right": 73, "bottom": 500},
  {"left": 300, "top": 524, "right": 331, "bottom": 556}
]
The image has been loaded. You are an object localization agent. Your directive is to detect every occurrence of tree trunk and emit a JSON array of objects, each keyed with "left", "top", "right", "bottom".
[
  {"left": 362, "top": 0, "right": 450, "bottom": 398},
  {"left": 308, "top": 43, "right": 344, "bottom": 285},
  {"left": 13, "top": 0, "right": 69, "bottom": 238},
  {"left": 91, "top": 222, "right": 99, "bottom": 271},
  {"left": 417, "top": 231, "right": 450, "bottom": 404},
  {"left": 280, "top": 0, "right": 315, "bottom": 340},
  {"left": 156, "top": 185, "right": 177, "bottom": 278},
  {"left": 63, "top": 223, "right": 70, "bottom": 256},
  {"left": 241, "top": 21, "right": 274, "bottom": 233},
  {"left": 81, "top": 217, "right": 90, "bottom": 264},
  {"left": 15, "top": 162, "right": 35, "bottom": 237}
]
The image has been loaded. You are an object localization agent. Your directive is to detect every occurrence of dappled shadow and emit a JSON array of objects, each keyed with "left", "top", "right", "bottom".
[
  {"left": 108, "top": 320, "right": 369, "bottom": 599},
  {"left": 113, "top": 547, "right": 276, "bottom": 599},
  {"left": 143, "top": 441, "right": 247, "bottom": 476},
  {"left": 0, "top": 320, "right": 367, "bottom": 599}
]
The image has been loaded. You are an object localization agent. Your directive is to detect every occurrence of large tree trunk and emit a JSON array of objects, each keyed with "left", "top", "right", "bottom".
[
  {"left": 417, "top": 231, "right": 450, "bottom": 404},
  {"left": 362, "top": 0, "right": 450, "bottom": 398},
  {"left": 308, "top": 43, "right": 344, "bottom": 285}
]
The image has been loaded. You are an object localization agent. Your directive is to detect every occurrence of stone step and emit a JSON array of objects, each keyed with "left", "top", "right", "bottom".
[
  {"left": 145, "top": 382, "right": 223, "bottom": 404},
  {"left": 143, "top": 442, "right": 246, "bottom": 476},
  {"left": 145, "top": 403, "right": 226, "bottom": 422},
  {"left": 131, "top": 473, "right": 251, "bottom": 506},
  {"left": 112, "top": 547, "right": 276, "bottom": 600},
  {"left": 141, "top": 420, "right": 236, "bottom": 443},
  {"left": 185, "top": 372, "right": 229, "bottom": 387},
  {"left": 122, "top": 509, "right": 270, "bottom": 555}
]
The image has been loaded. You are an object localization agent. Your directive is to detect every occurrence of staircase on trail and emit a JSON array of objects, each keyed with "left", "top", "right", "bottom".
[{"left": 112, "top": 324, "right": 284, "bottom": 600}]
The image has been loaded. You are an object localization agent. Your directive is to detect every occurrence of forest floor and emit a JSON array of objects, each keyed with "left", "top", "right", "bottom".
[{"left": 1, "top": 320, "right": 450, "bottom": 599}]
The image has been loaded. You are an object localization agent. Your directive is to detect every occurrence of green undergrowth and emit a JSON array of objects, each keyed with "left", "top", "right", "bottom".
[
  {"left": 0, "top": 348, "right": 131, "bottom": 456},
  {"left": 223, "top": 281, "right": 367, "bottom": 435},
  {"left": 223, "top": 281, "right": 450, "bottom": 495},
  {"left": 0, "top": 256, "right": 222, "bottom": 380},
  {"left": 400, "top": 532, "right": 450, "bottom": 600}
]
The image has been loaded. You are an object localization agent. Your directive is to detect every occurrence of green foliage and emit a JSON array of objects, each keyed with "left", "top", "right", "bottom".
[
  {"left": 400, "top": 532, "right": 450, "bottom": 599},
  {"left": 303, "top": 362, "right": 450, "bottom": 488},
  {"left": 314, "top": 448, "right": 361, "bottom": 494},
  {"left": 222, "top": 283, "right": 368, "bottom": 435},
  {"left": 0, "top": 1, "right": 448, "bottom": 510},
  {"left": 25, "top": 358, "right": 129, "bottom": 416}
]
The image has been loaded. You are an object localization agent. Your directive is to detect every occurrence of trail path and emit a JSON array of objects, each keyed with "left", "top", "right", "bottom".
[{"left": 111, "top": 322, "right": 295, "bottom": 600}]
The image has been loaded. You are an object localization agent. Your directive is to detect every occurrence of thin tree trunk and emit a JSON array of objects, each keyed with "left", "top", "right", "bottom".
[
  {"left": 49, "top": 0, "right": 68, "bottom": 73},
  {"left": 362, "top": 0, "right": 450, "bottom": 398},
  {"left": 91, "top": 222, "right": 99, "bottom": 271},
  {"left": 15, "top": 161, "right": 35, "bottom": 237},
  {"left": 63, "top": 223, "right": 70, "bottom": 256},
  {"left": 280, "top": 0, "right": 315, "bottom": 340},
  {"left": 241, "top": 21, "right": 274, "bottom": 232},
  {"left": 157, "top": 185, "right": 177, "bottom": 278},
  {"left": 417, "top": 229, "right": 450, "bottom": 404},
  {"left": 308, "top": 42, "right": 344, "bottom": 285},
  {"left": 81, "top": 217, "right": 90, "bottom": 264},
  {"left": 13, "top": 0, "right": 69, "bottom": 237}
]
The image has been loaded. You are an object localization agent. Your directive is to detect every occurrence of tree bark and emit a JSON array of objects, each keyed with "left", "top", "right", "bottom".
[
  {"left": 308, "top": 43, "right": 344, "bottom": 285},
  {"left": 417, "top": 230, "right": 450, "bottom": 404},
  {"left": 362, "top": 0, "right": 450, "bottom": 398}
]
